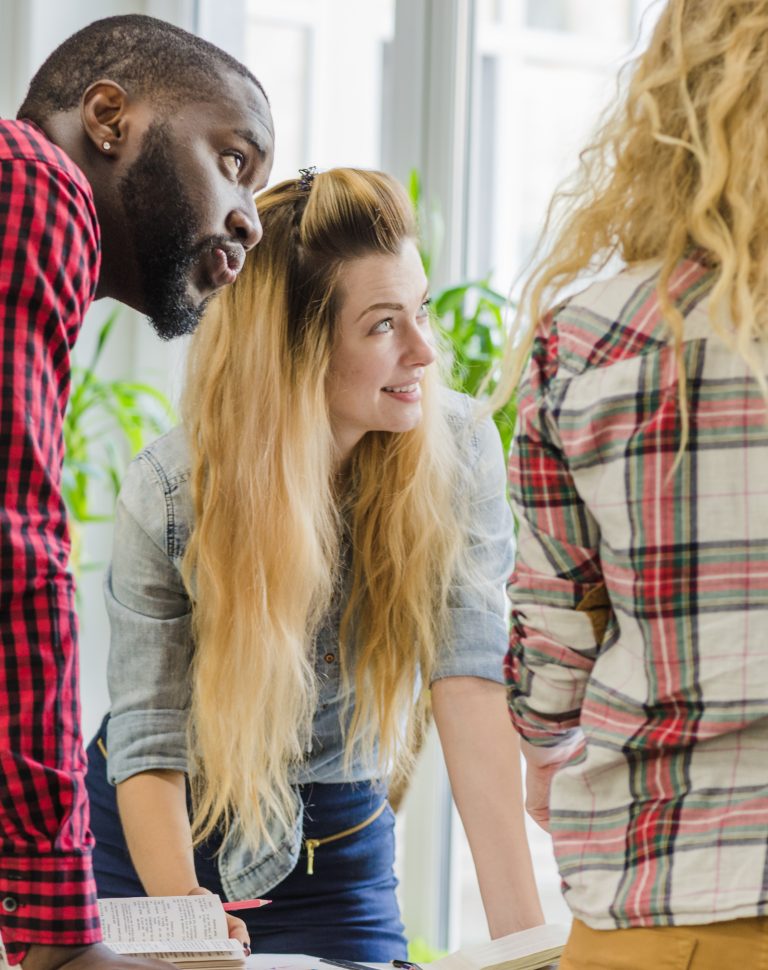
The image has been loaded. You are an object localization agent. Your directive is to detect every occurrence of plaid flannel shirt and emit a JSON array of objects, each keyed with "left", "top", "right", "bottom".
[
  {"left": 0, "top": 119, "right": 102, "bottom": 961},
  {"left": 507, "top": 254, "right": 768, "bottom": 930}
]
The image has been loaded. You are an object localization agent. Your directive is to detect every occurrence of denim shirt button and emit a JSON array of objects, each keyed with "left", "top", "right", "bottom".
[{"left": 324, "top": 652, "right": 335, "bottom": 663}]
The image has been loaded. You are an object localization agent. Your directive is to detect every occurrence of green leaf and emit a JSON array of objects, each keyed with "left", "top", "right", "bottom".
[
  {"left": 89, "top": 307, "right": 121, "bottom": 370},
  {"left": 405, "top": 172, "right": 521, "bottom": 458},
  {"left": 62, "top": 307, "right": 175, "bottom": 576}
]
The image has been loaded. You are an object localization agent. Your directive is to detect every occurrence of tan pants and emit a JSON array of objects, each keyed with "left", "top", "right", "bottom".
[{"left": 559, "top": 916, "right": 768, "bottom": 970}]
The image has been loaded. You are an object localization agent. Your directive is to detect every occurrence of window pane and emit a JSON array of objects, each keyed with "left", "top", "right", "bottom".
[
  {"left": 467, "top": 0, "right": 662, "bottom": 297},
  {"left": 246, "top": 19, "right": 311, "bottom": 179},
  {"left": 477, "top": 0, "right": 506, "bottom": 27},
  {"left": 457, "top": 0, "right": 663, "bottom": 947},
  {"left": 525, "top": 0, "right": 635, "bottom": 43},
  {"left": 245, "top": 0, "right": 395, "bottom": 184}
]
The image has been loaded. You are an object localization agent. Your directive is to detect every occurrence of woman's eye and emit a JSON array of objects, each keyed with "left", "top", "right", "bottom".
[
  {"left": 418, "top": 297, "right": 432, "bottom": 316},
  {"left": 370, "top": 319, "right": 393, "bottom": 334}
]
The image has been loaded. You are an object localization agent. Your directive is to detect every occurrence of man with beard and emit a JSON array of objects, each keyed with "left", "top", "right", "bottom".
[{"left": 0, "top": 14, "right": 274, "bottom": 970}]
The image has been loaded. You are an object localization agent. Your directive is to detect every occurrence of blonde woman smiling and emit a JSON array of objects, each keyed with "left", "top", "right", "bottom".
[{"left": 85, "top": 168, "right": 543, "bottom": 959}]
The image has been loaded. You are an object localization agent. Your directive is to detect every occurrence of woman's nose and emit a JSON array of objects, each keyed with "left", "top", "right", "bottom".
[{"left": 405, "top": 323, "right": 437, "bottom": 366}]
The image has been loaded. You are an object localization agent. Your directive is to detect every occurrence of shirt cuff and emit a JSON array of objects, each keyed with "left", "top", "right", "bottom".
[
  {"left": 431, "top": 609, "right": 507, "bottom": 684},
  {"left": 507, "top": 696, "right": 583, "bottom": 746},
  {"left": 520, "top": 731, "right": 584, "bottom": 765},
  {"left": 106, "top": 709, "right": 189, "bottom": 784},
  {"left": 0, "top": 855, "right": 102, "bottom": 964}
]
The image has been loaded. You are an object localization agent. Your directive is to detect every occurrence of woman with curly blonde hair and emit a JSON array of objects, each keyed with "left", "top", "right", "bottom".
[
  {"left": 84, "top": 168, "right": 543, "bottom": 958},
  {"left": 498, "top": 1, "right": 768, "bottom": 967}
]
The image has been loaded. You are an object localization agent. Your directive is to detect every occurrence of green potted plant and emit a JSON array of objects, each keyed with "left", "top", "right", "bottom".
[
  {"left": 63, "top": 306, "right": 175, "bottom": 576},
  {"left": 408, "top": 171, "right": 517, "bottom": 454}
]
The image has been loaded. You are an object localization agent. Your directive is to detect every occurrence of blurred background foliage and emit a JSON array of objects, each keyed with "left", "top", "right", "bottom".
[
  {"left": 408, "top": 170, "right": 517, "bottom": 455},
  {"left": 63, "top": 307, "right": 175, "bottom": 575}
]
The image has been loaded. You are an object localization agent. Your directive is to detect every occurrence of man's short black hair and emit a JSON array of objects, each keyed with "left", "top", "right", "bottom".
[{"left": 18, "top": 14, "right": 266, "bottom": 124}]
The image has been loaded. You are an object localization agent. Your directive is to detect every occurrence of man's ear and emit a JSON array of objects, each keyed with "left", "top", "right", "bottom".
[{"left": 80, "top": 79, "right": 130, "bottom": 159}]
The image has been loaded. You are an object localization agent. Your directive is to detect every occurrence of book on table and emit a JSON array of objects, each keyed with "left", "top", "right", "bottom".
[
  {"left": 428, "top": 922, "right": 571, "bottom": 970},
  {"left": 98, "top": 894, "right": 246, "bottom": 969}
]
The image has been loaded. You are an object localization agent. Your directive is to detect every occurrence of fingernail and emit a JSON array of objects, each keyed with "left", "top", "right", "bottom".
[{"left": 243, "top": 944, "right": 251, "bottom": 956}]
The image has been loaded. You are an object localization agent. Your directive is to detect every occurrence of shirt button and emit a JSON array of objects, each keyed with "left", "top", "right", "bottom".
[
  {"left": 2, "top": 895, "right": 18, "bottom": 913},
  {"left": 324, "top": 652, "right": 335, "bottom": 663}
]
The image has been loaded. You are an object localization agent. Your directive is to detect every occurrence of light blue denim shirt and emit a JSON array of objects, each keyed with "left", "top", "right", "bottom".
[{"left": 104, "top": 389, "right": 512, "bottom": 899}]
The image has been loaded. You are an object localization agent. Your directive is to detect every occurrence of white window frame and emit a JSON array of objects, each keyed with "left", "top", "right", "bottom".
[
  {"left": 390, "top": 0, "right": 663, "bottom": 947},
  {"left": 383, "top": 0, "right": 477, "bottom": 950}
]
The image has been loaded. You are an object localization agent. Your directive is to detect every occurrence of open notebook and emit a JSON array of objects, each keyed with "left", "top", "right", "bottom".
[
  {"left": 99, "top": 894, "right": 246, "bottom": 970},
  {"left": 429, "top": 923, "right": 571, "bottom": 970}
]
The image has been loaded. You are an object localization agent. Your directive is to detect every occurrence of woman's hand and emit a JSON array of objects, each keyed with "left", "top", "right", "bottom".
[
  {"left": 521, "top": 734, "right": 584, "bottom": 832},
  {"left": 523, "top": 760, "right": 559, "bottom": 832},
  {"left": 115, "top": 774, "right": 250, "bottom": 951},
  {"left": 186, "top": 887, "right": 250, "bottom": 950}
]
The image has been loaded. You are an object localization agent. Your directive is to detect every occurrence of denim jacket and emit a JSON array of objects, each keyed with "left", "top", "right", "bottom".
[{"left": 104, "top": 389, "right": 513, "bottom": 899}]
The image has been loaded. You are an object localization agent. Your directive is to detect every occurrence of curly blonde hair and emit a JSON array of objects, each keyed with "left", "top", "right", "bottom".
[{"left": 494, "top": 0, "right": 768, "bottom": 429}]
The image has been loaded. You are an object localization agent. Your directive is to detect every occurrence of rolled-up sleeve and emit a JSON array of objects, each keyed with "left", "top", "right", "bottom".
[
  {"left": 505, "top": 329, "right": 606, "bottom": 746},
  {"left": 432, "top": 408, "right": 514, "bottom": 684},
  {"left": 104, "top": 456, "right": 193, "bottom": 783}
]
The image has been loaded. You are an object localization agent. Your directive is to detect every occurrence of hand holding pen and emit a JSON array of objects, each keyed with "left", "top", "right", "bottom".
[
  {"left": 217, "top": 897, "right": 272, "bottom": 956},
  {"left": 188, "top": 888, "right": 271, "bottom": 956}
]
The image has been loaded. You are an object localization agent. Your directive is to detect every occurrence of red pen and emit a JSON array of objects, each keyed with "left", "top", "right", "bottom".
[{"left": 222, "top": 898, "right": 272, "bottom": 911}]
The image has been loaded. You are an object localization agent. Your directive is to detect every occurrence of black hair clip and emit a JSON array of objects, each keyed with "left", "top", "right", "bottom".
[{"left": 298, "top": 165, "right": 317, "bottom": 191}]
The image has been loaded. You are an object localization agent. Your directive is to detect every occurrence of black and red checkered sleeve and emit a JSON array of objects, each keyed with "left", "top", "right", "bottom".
[{"left": 0, "top": 122, "right": 102, "bottom": 962}]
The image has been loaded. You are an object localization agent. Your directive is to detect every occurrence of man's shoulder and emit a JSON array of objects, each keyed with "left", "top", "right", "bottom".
[{"left": 1, "top": 118, "right": 93, "bottom": 200}]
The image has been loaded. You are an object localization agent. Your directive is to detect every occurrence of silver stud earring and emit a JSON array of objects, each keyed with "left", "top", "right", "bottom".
[{"left": 102, "top": 140, "right": 111, "bottom": 151}]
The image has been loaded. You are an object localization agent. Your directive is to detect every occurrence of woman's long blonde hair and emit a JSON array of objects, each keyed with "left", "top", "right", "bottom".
[
  {"left": 181, "top": 169, "right": 465, "bottom": 850},
  {"left": 494, "top": 0, "right": 768, "bottom": 419}
]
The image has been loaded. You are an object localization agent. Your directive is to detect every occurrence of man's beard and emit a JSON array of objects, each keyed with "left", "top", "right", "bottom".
[{"left": 118, "top": 122, "right": 210, "bottom": 340}]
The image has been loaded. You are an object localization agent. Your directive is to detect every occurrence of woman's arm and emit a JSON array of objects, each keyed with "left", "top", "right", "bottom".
[
  {"left": 432, "top": 675, "right": 544, "bottom": 937},
  {"left": 116, "top": 770, "right": 197, "bottom": 895},
  {"left": 116, "top": 771, "right": 249, "bottom": 945},
  {"left": 103, "top": 447, "right": 246, "bottom": 942}
]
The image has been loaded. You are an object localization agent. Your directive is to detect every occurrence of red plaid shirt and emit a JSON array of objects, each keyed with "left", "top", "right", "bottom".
[{"left": 0, "top": 119, "right": 102, "bottom": 961}]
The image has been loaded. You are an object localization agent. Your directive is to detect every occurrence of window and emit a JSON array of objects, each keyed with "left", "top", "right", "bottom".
[
  {"left": 524, "top": 0, "right": 638, "bottom": 41},
  {"left": 453, "top": 0, "right": 662, "bottom": 946},
  {"left": 467, "top": 0, "right": 661, "bottom": 295},
  {"left": 242, "top": 0, "right": 395, "bottom": 183}
]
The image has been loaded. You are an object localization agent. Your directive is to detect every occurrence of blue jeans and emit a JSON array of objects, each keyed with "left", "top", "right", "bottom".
[{"left": 85, "top": 717, "right": 408, "bottom": 960}]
